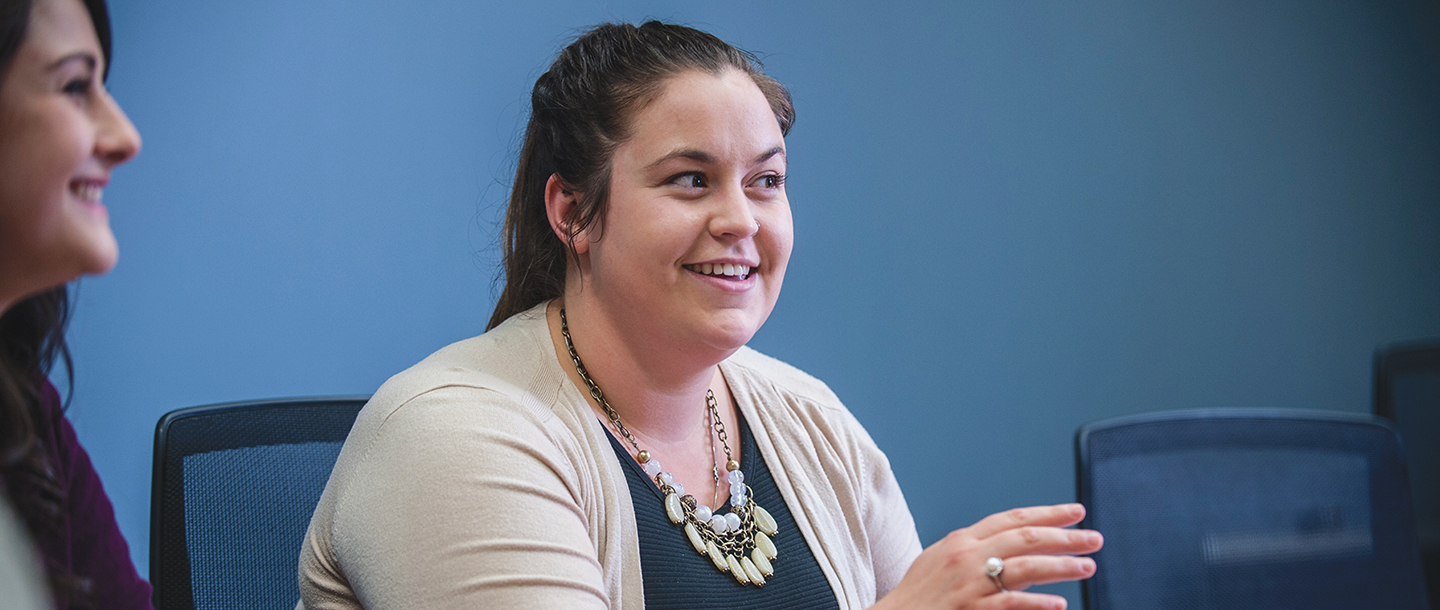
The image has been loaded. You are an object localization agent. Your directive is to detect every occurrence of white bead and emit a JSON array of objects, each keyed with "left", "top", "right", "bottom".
[
  {"left": 731, "top": 492, "right": 746, "bottom": 507},
  {"left": 741, "top": 556, "right": 766, "bottom": 586},
  {"left": 754, "top": 531, "right": 777, "bottom": 560},
  {"left": 728, "top": 554, "right": 749, "bottom": 584},
  {"left": 710, "top": 515, "right": 727, "bottom": 533},
  {"left": 725, "top": 512, "right": 742, "bottom": 532},
  {"left": 664, "top": 493, "right": 685, "bottom": 524},
  {"left": 694, "top": 505, "right": 712, "bottom": 522},
  {"left": 753, "top": 505, "right": 778, "bottom": 536},
  {"left": 643, "top": 461, "right": 662, "bottom": 477},
  {"left": 657, "top": 472, "right": 674, "bottom": 486},
  {"left": 730, "top": 482, "right": 745, "bottom": 496},
  {"left": 671, "top": 482, "right": 685, "bottom": 496},
  {"left": 706, "top": 540, "right": 728, "bottom": 571},
  {"left": 685, "top": 523, "right": 707, "bottom": 555},
  {"left": 751, "top": 548, "right": 774, "bottom": 576},
  {"left": 727, "top": 470, "right": 744, "bottom": 484}
]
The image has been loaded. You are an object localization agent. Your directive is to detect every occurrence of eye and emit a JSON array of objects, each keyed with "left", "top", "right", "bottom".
[
  {"left": 63, "top": 77, "right": 93, "bottom": 96},
  {"left": 666, "top": 172, "right": 708, "bottom": 189},
  {"left": 752, "top": 173, "right": 786, "bottom": 189}
]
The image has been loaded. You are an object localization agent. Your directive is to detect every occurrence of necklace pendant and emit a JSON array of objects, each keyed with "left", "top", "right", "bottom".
[{"left": 670, "top": 483, "right": 777, "bottom": 586}]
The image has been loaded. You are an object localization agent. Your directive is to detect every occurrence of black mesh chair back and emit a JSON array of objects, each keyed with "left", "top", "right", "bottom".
[
  {"left": 1076, "top": 408, "right": 1429, "bottom": 610},
  {"left": 150, "top": 396, "right": 368, "bottom": 610},
  {"left": 1377, "top": 338, "right": 1440, "bottom": 609}
]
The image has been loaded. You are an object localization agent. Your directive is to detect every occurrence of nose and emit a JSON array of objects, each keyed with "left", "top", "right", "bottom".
[
  {"left": 93, "top": 88, "right": 141, "bottom": 167},
  {"left": 708, "top": 184, "right": 760, "bottom": 240}
]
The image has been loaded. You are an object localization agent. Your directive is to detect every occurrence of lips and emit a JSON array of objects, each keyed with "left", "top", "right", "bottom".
[{"left": 685, "top": 262, "right": 753, "bottom": 280}]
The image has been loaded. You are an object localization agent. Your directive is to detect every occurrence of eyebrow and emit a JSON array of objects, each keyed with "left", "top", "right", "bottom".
[
  {"left": 753, "top": 146, "right": 786, "bottom": 165},
  {"left": 646, "top": 145, "right": 787, "bottom": 169},
  {"left": 47, "top": 52, "right": 97, "bottom": 73}
]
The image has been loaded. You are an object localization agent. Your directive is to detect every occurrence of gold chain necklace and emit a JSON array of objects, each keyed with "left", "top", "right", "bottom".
[{"left": 560, "top": 308, "right": 780, "bottom": 586}]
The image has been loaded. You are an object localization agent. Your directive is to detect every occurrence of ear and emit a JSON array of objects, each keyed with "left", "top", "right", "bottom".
[{"left": 544, "top": 174, "right": 590, "bottom": 255}]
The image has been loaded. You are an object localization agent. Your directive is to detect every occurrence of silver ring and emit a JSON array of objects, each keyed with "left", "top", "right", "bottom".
[{"left": 984, "top": 556, "right": 1008, "bottom": 593}]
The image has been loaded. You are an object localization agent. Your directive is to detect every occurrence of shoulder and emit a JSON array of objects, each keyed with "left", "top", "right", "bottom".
[
  {"left": 332, "top": 306, "right": 585, "bottom": 493},
  {"left": 364, "top": 306, "right": 561, "bottom": 428}
]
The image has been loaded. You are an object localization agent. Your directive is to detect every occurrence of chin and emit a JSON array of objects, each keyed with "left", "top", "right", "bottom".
[
  {"left": 80, "top": 238, "right": 120, "bottom": 276},
  {"left": 698, "top": 312, "right": 766, "bottom": 352}
]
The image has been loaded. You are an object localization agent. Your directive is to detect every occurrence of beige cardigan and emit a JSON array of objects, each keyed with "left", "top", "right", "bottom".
[{"left": 298, "top": 304, "right": 922, "bottom": 609}]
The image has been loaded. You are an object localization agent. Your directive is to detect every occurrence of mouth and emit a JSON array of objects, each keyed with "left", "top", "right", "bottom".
[
  {"left": 684, "top": 262, "right": 753, "bottom": 281},
  {"left": 70, "top": 180, "right": 105, "bottom": 203}
]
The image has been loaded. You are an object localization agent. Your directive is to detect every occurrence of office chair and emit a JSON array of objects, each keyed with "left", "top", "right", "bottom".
[
  {"left": 150, "top": 396, "right": 368, "bottom": 610},
  {"left": 1076, "top": 408, "right": 1428, "bottom": 610},
  {"left": 1377, "top": 337, "right": 1440, "bottom": 609}
]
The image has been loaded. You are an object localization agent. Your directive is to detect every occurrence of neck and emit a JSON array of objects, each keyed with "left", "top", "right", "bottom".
[{"left": 549, "top": 298, "right": 720, "bottom": 442}]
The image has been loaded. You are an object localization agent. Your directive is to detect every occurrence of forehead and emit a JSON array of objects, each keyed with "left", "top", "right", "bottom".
[
  {"left": 17, "top": 0, "right": 102, "bottom": 67},
  {"left": 619, "top": 68, "right": 785, "bottom": 163}
]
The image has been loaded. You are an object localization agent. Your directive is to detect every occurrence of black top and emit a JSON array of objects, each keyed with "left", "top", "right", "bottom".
[{"left": 606, "top": 411, "right": 841, "bottom": 609}]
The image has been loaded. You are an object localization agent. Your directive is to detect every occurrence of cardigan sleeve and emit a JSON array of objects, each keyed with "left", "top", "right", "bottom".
[
  {"left": 319, "top": 384, "right": 610, "bottom": 610},
  {"left": 845, "top": 409, "right": 922, "bottom": 598}
]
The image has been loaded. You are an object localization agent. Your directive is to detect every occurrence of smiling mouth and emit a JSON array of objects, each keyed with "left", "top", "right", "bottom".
[
  {"left": 70, "top": 181, "right": 104, "bottom": 203},
  {"left": 685, "top": 263, "right": 752, "bottom": 280}
]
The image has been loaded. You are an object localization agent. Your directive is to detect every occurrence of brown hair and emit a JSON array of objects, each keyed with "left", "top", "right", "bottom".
[{"left": 487, "top": 21, "right": 794, "bottom": 330}]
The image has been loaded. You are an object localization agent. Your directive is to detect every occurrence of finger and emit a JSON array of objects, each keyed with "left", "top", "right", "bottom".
[
  {"left": 990, "top": 554, "right": 1098, "bottom": 591},
  {"left": 988, "top": 526, "right": 1103, "bottom": 558},
  {"left": 967, "top": 504, "right": 1086, "bottom": 539},
  {"left": 974, "top": 590, "right": 1071, "bottom": 610}
]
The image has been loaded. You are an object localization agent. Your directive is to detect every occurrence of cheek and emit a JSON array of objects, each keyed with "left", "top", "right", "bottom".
[
  {"left": 0, "top": 147, "right": 55, "bottom": 244},
  {"left": 0, "top": 107, "right": 85, "bottom": 202},
  {"left": 764, "top": 204, "right": 795, "bottom": 267}
]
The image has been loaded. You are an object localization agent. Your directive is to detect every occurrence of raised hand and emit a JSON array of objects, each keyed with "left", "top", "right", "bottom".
[{"left": 875, "top": 503, "right": 1103, "bottom": 610}]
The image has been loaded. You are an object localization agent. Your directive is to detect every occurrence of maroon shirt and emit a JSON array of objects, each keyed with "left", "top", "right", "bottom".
[{"left": 0, "top": 380, "right": 152, "bottom": 610}]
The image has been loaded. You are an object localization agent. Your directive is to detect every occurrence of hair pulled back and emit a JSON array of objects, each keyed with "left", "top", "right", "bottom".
[
  {"left": 1, "top": 0, "right": 114, "bottom": 603},
  {"left": 488, "top": 21, "right": 794, "bottom": 330}
]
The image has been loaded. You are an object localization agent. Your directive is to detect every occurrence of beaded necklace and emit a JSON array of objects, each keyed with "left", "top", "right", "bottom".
[{"left": 560, "top": 308, "right": 780, "bottom": 586}]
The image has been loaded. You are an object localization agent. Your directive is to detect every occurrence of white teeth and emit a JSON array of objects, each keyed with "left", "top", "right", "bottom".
[
  {"left": 72, "top": 183, "right": 103, "bottom": 202},
  {"left": 689, "top": 263, "right": 753, "bottom": 278}
]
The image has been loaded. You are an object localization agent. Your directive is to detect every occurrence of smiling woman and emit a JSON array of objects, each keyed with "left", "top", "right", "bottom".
[
  {"left": 299, "top": 21, "right": 1100, "bottom": 610},
  {"left": 0, "top": 0, "right": 149, "bottom": 608}
]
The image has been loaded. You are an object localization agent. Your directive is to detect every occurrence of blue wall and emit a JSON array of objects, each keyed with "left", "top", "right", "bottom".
[{"left": 68, "top": 0, "right": 1439, "bottom": 604}]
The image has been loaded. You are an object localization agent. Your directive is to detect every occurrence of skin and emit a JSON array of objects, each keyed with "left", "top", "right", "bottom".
[
  {"left": 541, "top": 67, "right": 1103, "bottom": 609},
  {"left": 0, "top": 0, "right": 141, "bottom": 315}
]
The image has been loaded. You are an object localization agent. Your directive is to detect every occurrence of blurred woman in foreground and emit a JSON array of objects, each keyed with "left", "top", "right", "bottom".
[{"left": 0, "top": 0, "right": 149, "bottom": 607}]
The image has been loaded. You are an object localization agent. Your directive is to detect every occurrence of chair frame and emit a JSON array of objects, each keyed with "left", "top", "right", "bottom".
[
  {"left": 1374, "top": 337, "right": 1440, "bottom": 610},
  {"left": 150, "top": 395, "right": 368, "bottom": 610},
  {"left": 1375, "top": 337, "right": 1440, "bottom": 422},
  {"left": 1075, "top": 407, "right": 1419, "bottom": 610}
]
